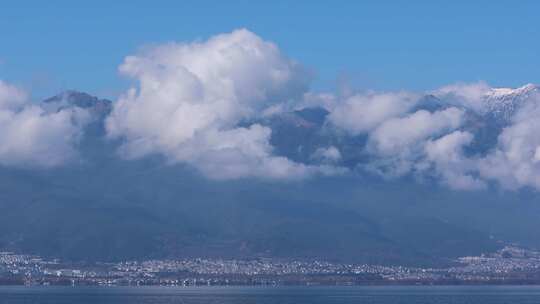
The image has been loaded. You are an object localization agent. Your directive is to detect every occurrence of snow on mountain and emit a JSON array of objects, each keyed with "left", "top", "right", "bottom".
[{"left": 483, "top": 84, "right": 539, "bottom": 122}]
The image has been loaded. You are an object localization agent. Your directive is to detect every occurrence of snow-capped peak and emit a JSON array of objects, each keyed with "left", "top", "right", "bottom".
[
  {"left": 485, "top": 83, "right": 538, "bottom": 99},
  {"left": 483, "top": 84, "right": 539, "bottom": 122}
]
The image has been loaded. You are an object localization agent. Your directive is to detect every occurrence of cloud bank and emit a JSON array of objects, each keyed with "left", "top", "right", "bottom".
[{"left": 326, "top": 78, "right": 540, "bottom": 191}]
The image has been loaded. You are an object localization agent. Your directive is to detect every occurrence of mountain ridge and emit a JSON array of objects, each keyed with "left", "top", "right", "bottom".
[{"left": 0, "top": 88, "right": 539, "bottom": 265}]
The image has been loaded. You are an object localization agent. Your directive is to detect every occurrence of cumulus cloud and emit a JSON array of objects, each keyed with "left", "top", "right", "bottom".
[
  {"left": 0, "top": 80, "right": 85, "bottom": 167},
  {"left": 106, "top": 29, "right": 340, "bottom": 180},
  {"left": 327, "top": 91, "right": 419, "bottom": 135}
]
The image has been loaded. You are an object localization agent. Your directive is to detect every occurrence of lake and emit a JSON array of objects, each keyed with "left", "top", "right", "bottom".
[{"left": 1, "top": 285, "right": 540, "bottom": 303}]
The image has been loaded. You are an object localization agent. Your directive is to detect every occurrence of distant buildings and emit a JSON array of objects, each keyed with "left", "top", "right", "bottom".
[{"left": 2, "top": 246, "right": 540, "bottom": 286}]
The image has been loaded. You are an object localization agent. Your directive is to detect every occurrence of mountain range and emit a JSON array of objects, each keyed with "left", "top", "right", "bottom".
[{"left": 1, "top": 86, "right": 540, "bottom": 266}]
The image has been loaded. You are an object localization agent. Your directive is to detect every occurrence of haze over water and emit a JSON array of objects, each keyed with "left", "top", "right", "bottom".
[{"left": 1, "top": 286, "right": 540, "bottom": 304}]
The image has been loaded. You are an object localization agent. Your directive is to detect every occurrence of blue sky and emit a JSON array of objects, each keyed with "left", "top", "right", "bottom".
[{"left": 0, "top": 0, "right": 538, "bottom": 99}]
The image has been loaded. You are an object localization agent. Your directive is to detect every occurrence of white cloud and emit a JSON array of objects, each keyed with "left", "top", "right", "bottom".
[
  {"left": 424, "top": 131, "right": 485, "bottom": 190},
  {"left": 433, "top": 81, "right": 491, "bottom": 112},
  {"left": 368, "top": 108, "right": 465, "bottom": 156},
  {"left": 360, "top": 83, "right": 540, "bottom": 191},
  {"left": 362, "top": 108, "right": 465, "bottom": 178},
  {"left": 321, "top": 82, "right": 540, "bottom": 190},
  {"left": 311, "top": 146, "right": 342, "bottom": 163},
  {"left": 0, "top": 80, "right": 85, "bottom": 167},
  {"left": 0, "top": 80, "right": 27, "bottom": 110},
  {"left": 327, "top": 91, "right": 419, "bottom": 135},
  {"left": 478, "top": 101, "right": 540, "bottom": 190},
  {"left": 106, "top": 29, "right": 338, "bottom": 180}
]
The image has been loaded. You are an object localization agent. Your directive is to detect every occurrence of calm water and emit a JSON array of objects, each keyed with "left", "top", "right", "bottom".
[{"left": 1, "top": 286, "right": 540, "bottom": 304}]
